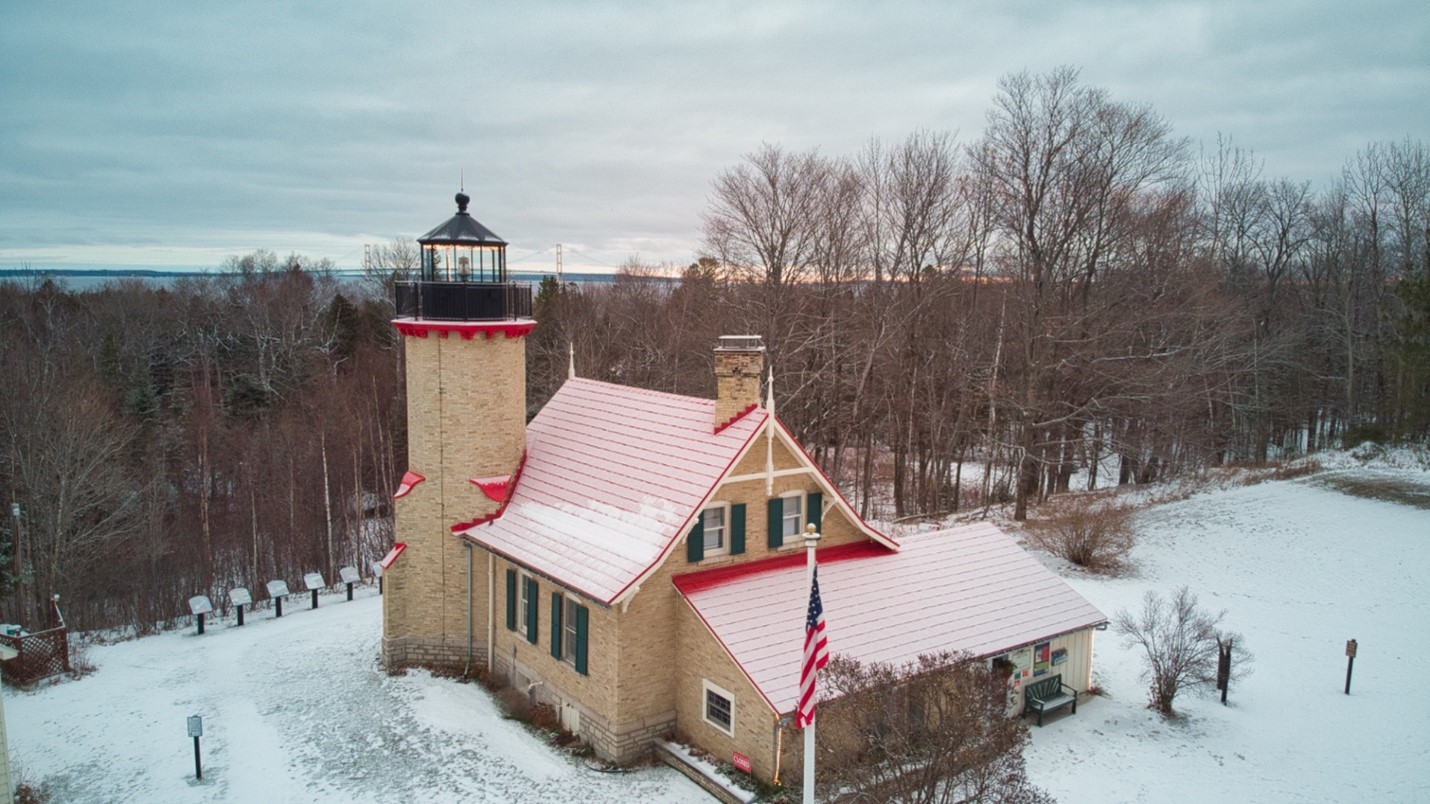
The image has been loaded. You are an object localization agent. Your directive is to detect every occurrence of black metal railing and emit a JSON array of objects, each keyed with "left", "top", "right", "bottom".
[{"left": 394, "top": 281, "right": 532, "bottom": 321}]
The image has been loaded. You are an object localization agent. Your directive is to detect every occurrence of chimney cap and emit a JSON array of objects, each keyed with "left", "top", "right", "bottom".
[{"left": 715, "top": 335, "right": 765, "bottom": 352}]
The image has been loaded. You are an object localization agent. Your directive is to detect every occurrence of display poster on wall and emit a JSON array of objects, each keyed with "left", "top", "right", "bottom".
[
  {"left": 1033, "top": 642, "right": 1051, "bottom": 676},
  {"left": 1052, "top": 647, "right": 1068, "bottom": 666},
  {"left": 1010, "top": 647, "right": 1032, "bottom": 688}
]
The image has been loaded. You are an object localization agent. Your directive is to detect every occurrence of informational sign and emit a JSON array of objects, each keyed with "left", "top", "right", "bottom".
[
  {"left": 228, "top": 588, "right": 252, "bottom": 607},
  {"left": 1033, "top": 642, "right": 1051, "bottom": 677},
  {"left": 1051, "top": 648, "right": 1068, "bottom": 666},
  {"left": 303, "top": 572, "right": 325, "bottom": 591},
  {"left": 267, "top": 580, "right": 290, "bottom": 598},
  {"left": 187, "top": 715, "right": 203, "bottom": 738},
  {"left": 1345, "top": 639, "right": 1357, "bottom": 658},
  {"left": 732, "top": 752, "right": 752, "bottom": 774},
  {"left": 339, "top": 566, "right": 360, "bottom": 585},
  {"left": 187, "top": 596, "right": 213, "bottom": 616}
]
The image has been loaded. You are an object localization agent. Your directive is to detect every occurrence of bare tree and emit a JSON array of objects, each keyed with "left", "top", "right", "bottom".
[{"left": 1114, "top": 587, "right": 1251, "bottom": 717}]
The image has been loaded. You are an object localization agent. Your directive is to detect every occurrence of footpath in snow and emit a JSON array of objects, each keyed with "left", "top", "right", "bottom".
[{"left": 5, "top": 590, "right": 707, "bottom": 803}]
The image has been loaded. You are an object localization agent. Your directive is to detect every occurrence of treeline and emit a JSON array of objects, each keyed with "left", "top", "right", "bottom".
[
  {"left": 531, "top": 68, "right": 1429, "bottom": 523},
  {"left": 0, "top": 251, "right": 401, "bottom": 632}
]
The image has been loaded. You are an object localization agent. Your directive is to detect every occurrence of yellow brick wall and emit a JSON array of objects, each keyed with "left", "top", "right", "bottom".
[
  {"left": 383, "top": 329, "right": 525, "bottom": 669},
  {"left": 674, "top": 597, "right": 784, "bottom": 784},
  {"left": 611, "top": 431, "right": 874, "bottom": 760}
]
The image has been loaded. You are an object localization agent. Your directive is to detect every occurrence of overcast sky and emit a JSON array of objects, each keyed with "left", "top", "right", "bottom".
[{"left": 2, "top": 1, "right": 1426, "bottom": 275}]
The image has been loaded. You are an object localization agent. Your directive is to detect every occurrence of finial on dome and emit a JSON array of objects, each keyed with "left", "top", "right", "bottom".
[{"left": 455, "top": 191, "right": 470, "bottom": 214}]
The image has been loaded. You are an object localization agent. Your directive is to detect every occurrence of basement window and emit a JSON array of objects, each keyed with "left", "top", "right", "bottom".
[{"left": 703, "top": 679, "right": 735, "bottom": 736}]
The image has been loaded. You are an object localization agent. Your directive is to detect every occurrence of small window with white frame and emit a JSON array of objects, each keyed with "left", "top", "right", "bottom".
[
  {"left": 702, "top": 679, "right": 735, "bottom": 735},
  {"left": 702, "top": 504, "right": 729, "bottom": 556},
  {"left": 781, "top": 491, "right": 805, "bottom": 542},
  {"left": 562, "top": 596, "right": 579, "bottom": 666},
  {"left": 518, "top": 571, "right": 533, "bottom": 638}
]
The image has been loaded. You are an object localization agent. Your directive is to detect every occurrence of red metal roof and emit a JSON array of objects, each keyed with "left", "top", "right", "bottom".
[
  {"left": 675, "top": 522, "right": 1109, "bottom": 717},
  {"left": 459, "top": 378, "right": 767, "bottom": 604}
]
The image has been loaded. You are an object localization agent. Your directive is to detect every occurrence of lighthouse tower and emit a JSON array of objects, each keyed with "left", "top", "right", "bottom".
[{"left": 382, "top": 191, "right": 533, "bottom": 670}]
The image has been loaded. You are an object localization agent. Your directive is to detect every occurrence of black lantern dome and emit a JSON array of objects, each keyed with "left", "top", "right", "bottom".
[
  {"left": 417, "top": 192, "right": 509, "bottom": 282},
  {"left": 394, "top": 192, "right": 532, "bottom": 321}
]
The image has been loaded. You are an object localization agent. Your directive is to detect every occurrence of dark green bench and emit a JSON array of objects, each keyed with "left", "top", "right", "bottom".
[{"left": 1023, "top": 673, "right": 1077, "bottom": 726}]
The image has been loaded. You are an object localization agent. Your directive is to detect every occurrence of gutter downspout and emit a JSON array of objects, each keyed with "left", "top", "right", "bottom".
[
  {"left": 464, "top": 540, "right": 474, "bottom": 676},
  {"left": 487, "top": 551, "right": 495, "bottom": 674}
]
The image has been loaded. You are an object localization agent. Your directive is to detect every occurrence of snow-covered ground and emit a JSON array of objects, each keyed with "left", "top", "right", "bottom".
[
  {"left": 5, "top": 592, "right": 706, "bottom": 802},
  {"left": 1023, "top": 462, "right": 1430, "bottom": 803},
  {"left": 5, "top": 458, "right": 1427, "bottom": 802}
]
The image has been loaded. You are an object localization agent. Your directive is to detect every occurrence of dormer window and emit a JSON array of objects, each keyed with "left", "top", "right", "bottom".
[{"left": 687, "top": 502, "right": 747, "bottom": 562}]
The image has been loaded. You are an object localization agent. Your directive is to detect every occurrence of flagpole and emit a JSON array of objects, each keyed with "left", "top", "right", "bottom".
[{"left": 803, "top": 522, "right": 820, "bottom": 804}]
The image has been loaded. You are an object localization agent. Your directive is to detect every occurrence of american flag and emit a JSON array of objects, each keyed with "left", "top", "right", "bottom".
[{"left": 797, "top": 567, "right": 830, "bottom": 728}]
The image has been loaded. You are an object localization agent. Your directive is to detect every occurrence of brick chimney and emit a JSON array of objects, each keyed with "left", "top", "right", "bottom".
[{"left": 713, "top": 335, "right": 765, "bottom": 430}]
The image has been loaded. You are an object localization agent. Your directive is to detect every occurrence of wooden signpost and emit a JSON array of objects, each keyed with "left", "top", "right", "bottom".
[{"left": 1344, "top": 639, "right": 1357, "bottom": 695}]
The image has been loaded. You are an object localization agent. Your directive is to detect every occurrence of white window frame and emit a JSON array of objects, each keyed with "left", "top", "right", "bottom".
[
  {"left": 702, "top": 679, "right": 735, "bottom": 736},
  {"left": 702, "top": 503, "right": 730, "bottom": 558},
  {"left": 780, "top": 490, "right": 805, "bottom": 544},
  {"left": 562, "top": 595, "right": 580, "bottom": 667},
  {"left": 518, "top": 571, "right": 534, "bottom": 638}
]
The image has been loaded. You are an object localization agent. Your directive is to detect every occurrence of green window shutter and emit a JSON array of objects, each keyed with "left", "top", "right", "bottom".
[
  {"left": 550, "top": 592, "right": 564, "bottom": 660},
  {"left": 505, "top": 569, "right": 517, "bottom": 631},
  {"left": 525, "top": 577, "right": 539, "bottom": 645},
  {"left": 574, "top": 604, "right": 589, "bottom": 676},
  {"left": 807, "top": 491, "right": 823, "bottom": 532},
  {"left": 730, "top": 503, "right": 746, "bottom": 554},
  {"left": 687, "top": 517, "right": 705, "bottom": 562},
  {"left": 768, "top": 497, "right": 783, "bottom": 549}
]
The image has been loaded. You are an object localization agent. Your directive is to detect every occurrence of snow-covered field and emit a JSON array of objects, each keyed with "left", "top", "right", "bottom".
[
  {"left": 5, "top": 592, "right": 706, "bottom": 802},
  {"left": 1024, "top": 462, "right": 1430, "bottom": 803},
  {"left": 6, "top": 458, "right": 1428, "bottom": 802}
]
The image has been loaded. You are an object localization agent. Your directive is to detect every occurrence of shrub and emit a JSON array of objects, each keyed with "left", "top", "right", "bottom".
[
  {"left": 1025, "top": 495, "right": 1136, "bottom": 574},
  {"left": 1114, "top": 587, "right": 1252, "bottom": 717},
  {"left": 817, "top": 652, "right": 1053, "bottom": 804}
]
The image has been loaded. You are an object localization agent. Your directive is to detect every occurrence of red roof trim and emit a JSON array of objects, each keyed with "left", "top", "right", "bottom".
[
  {"left": 378, "top": 542, "right": 407, "bottom": 570},
  {"left": 450, "top": 451, "right": 528, "bottom": 532},
  {"left": 713, "top": 403, "right": 759, "bottom": 435},
  {"left": 391, "top": 320, "right": 536, "bottom": 340},
  {"left": 393, "top": 470, "right": 426, "bottom": 500},
  {"left": 470, "top": 475, "right": 511, "bottom": 502},
  {"left": 771, "top": 415, "right": 899, "bottom": 549},
  {"left": 605, "top": 411, "right": 769, "bottom": 605},
  {"left": 672, "top": 542, "right": 889, "bottom": 596},
  {"left": 676, "top": 595, "right": 783, "bottom": 717}
]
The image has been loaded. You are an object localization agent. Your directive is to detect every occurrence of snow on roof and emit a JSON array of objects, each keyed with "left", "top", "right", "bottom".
[
  {"left": 674, "top": 522, "right": 1109, "bottom": 716},
  {"left": 461, "top": 378, "right": 767, "bottom": 604}
]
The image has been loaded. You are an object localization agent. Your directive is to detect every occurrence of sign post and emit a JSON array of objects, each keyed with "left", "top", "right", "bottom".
[
  {"left": 339, "top": 566, "right": 360, "bottom": 601},
  {"left": 187, "top": 715, "right": 204, "bottom": 780},
  {"left": 1344, "top": 639, "right": 1357, "bottom": 695},
  {"left": 304, "top": 572, "right": 325, "bottom": 610}
]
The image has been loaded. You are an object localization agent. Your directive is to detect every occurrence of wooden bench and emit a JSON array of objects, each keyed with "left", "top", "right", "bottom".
[{"left": 1023, "top": 673, "right": 1078, "bottom": 726}]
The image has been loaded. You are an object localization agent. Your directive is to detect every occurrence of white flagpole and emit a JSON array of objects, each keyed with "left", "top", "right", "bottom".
[{"left": 803, "top": 522, "right": 820, "bottom": 804}]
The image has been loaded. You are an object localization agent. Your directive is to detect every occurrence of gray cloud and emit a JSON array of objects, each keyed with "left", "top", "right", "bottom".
[{"left": 2, "top": 0, "right": 1426, "bottom": 272}]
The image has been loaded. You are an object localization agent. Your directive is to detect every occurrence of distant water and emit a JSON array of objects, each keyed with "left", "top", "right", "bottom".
[{"left": 0, "top": 268, "right": 625, "bottom": 292}]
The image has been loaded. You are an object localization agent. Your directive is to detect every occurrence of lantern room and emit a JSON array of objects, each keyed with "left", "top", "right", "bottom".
[
  {"left": 394, "top": 192, "right": 533, "bottom": 321},
  {"left": 417, "top": 191, "right": 508, "bottom": 282}
]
